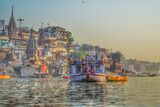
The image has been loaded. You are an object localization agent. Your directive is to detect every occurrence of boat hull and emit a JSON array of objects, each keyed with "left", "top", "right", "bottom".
[
  {"left": 0, "top": 75, "right": 10, "bottom": 79},
  {"left": 107, "top": 75, "right": 128, "bottom": 81},
  {"left": 71, "top": 73, "right": 106, "bottom": 82},
  {"left": 34, "top": 73, "right": 49, "bottom": 78}
]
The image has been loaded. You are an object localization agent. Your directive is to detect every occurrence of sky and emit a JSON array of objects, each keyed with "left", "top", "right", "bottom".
[{"left": 1, "top": 0, "right": 160, "bottom": 62}]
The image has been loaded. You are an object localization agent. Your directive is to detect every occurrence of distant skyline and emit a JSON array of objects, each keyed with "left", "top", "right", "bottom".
[{"left": 1, "top": 0, "right": 160, "bottom": 62}]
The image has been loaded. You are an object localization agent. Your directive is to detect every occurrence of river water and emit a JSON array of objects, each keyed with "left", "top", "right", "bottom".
[{"left": 0, "top": 77, "right": 160, "bottom": 107}]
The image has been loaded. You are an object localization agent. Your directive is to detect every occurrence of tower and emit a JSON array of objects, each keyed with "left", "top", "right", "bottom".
[
  {"left": 26, "top": 29, "right": 37, "bottom": 59},
  {"left": 38, "top": 23, "right": 45, "bottom": 47},
  {"left": 8, "top": 6, "right": 17, "bottom": 40}
]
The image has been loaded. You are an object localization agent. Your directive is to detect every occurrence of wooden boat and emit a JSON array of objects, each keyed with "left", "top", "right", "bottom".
[
  {"left": 0, "top": 75, "right": 10, "bottom": 79},
  {"left": 107, "top": 74, "right": 128, "bottom": 81},
  {"left": 71, "top": 73, "right": 106, "bottom": 82},
  {"left": 70, "top": 63, "right": 106, "bottom": 82},
  {"left": 34, "top": 72, "right": 49, "bottom": 78}
]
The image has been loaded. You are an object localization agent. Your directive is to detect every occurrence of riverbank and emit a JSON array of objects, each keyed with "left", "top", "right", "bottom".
[{"left": 129, "top": 72, "right": 160, "bottom": 77}]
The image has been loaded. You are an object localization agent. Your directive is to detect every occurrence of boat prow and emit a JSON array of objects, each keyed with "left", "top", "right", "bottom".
[
  {"left": 88, "top": 73, "right": 106, "bottom": 82},
  {"left": 63, "top": 75, "right": 71, "bottom": 79}
]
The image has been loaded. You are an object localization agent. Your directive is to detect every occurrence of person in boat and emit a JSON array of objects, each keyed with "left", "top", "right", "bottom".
[
  {"left": 108, "top": 61, "right": 116, "bottom": 72},
  {"left": 40, "top": 63, "right": 48, "bottom": 74},
  {"left": 117, "top": 68, "right": 127, "bottom": 76},
  {"left": 0, "top": 70, "right": 4, "bottom": 75},
  {"left": 78, "top": 59, "right": 82, "bottom": 72},
  {"left": 89, "top": 66, "right": 94, "bottom": 74},
  {"left": 81, "top": 59, "right": 86, "bottom": 72},
  {"left": 83, "top": 63, "right": 89, "bottom": 74},
  {"left": 69, "top": 57, "right": 75, "bottom": 65}
]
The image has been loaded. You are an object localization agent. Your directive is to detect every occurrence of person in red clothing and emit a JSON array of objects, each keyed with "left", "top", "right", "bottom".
[
  {"left": 87, "top": 66, "right": 94, "bottom": 79},
  {"left": 83, "top": 64, "right": 89, "bottom": 73},
  {"left": 89, "top": 66, "right": 94, "bottom": 74},
  {"left": 40, "top": 63, "right": 48, "bottom": 74}
]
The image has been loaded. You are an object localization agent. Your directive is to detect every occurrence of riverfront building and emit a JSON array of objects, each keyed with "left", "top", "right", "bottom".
[
  {"left": 38, "top": 26, "right": 72, "bottom": 63},
  {"left": 7, "top": 6, "right": 38, "bottom": 62}
]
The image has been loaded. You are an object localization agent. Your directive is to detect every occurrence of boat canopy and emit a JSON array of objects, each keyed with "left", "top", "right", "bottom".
[{"left": 94, "top": 64, "right": 105, "bottom": 73}]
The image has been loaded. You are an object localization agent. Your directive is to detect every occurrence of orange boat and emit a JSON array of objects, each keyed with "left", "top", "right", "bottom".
[
  {"left": 107, "top": 75, "right": 128, "bottom": 81},
  {"left": 0, "top": 75, "right": 10, "bottom": 79}
]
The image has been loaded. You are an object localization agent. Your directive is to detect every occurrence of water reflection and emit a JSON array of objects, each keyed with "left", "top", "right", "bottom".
[
  {"left": 67, "top": 82, "right": 107, "bottom": 107},
  {"left": 0, "top": 78, "right": 34, "bottom": 107},
  {"left": 0, "top": 77, "right": 160, "bottom": 107}
]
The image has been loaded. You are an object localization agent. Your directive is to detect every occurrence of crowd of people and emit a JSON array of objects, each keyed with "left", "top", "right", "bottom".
[{"left": 69, "top": 53, "right": 108, "bottom": 75}]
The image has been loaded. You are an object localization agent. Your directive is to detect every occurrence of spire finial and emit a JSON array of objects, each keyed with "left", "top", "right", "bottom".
[
  {"left": 30, "top": 27, "right": 34, "bottom": 37},
  {"left": 41, "top": 22, "right": 44, "bottom": 29},
  {"left": 12, "top": 5, "right": 14, "bottom": 16}
]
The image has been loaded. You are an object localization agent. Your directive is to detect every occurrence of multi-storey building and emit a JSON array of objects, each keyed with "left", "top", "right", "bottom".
[{"left": 38, "top": 26, "right": 72, "bottom": 64}]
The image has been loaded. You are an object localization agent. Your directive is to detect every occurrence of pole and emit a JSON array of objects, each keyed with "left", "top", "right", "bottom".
[
  {"left": 17, "top": 18, "right": 24, "bottom": 36},
  {"left": 17, "top": 18, "right": 24, "bottom": 63}
]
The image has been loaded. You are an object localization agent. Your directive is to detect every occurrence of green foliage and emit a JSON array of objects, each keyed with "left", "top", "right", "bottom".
[
  {"left": 70, "top": 51, "right": 89, "bottom": 59},
  {"left": 66, "top": 36, "right": 74, "bottom": 52},
  {"left": 68, "top": 36, "right": 74, "bottom": 45}
]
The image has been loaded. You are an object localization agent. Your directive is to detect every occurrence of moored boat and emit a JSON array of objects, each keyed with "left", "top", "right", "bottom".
[
  {"left": 0, "top": 75, "right": 10, "bottom": 79},
  {"left": 107, "top": 74, "right": 128, "bottom": 81},
  {"left": 70, "top": 62, "right": 106, "bottom": 82}
]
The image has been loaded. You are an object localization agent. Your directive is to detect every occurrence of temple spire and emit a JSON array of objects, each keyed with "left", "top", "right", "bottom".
[
  {"left": 38, "top": 23, "right": 45, "bottom": 47},
  {"left": 12, "top": 6, "right": 14, "bottom": 16},
  {"left": 26, "top": 28, "right": 37, "bottom": 59},
  {"left": 8, "top": 6, "right": 16, "bottom": 30}
]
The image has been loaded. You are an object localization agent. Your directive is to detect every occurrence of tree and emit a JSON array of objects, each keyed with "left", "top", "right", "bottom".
[
  {"left": 66, "top": 35, "right": 74, "bottom": 52},
  {"left": 68, "top": 36, "right": 74, "bottom": 45},
  {"left": 70, "top": 51, "right": 89, "bottom": 59}
]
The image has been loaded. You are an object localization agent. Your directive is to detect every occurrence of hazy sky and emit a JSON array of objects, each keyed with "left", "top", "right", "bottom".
[{"left": 1, "top": 0, "right": 160, "bottom": 62}]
